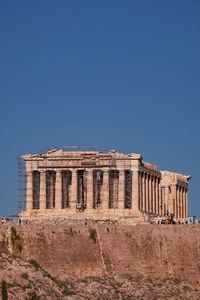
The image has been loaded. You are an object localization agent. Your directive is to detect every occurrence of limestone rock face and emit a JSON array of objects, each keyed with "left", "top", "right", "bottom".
[
  {"left": 1, "top": 253, "right": 200, "bottom": 299},
  {"left": 0, "top": 223, "right": 200, "bottom": 286},
  {"left": 0, "top": 253, "right": 63, "bottom": 299}
]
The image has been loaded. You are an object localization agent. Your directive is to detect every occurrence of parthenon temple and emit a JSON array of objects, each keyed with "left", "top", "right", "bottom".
[{"left": 19, "top": 149, "right": 191, "bottom": 223}]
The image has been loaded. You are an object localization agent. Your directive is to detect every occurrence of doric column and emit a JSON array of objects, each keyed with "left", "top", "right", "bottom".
[
  {"left": 181, "top": 187, "right": 184, "bottom": 218},
  {"left": 26, "top": 171, "right": 33, "bottom": 210},
  {"left": 132, "top": 170, "right": 139, "bottom": 212},
  {"left": 152, "top": 175, "right": 155, "bottom": 213},
  {"left": 179, "top": 187, "right": 181, "bottom": 218},
  {"left": 156, "top": 178, "right": 159, "bottom": 215},
  {"left": 171, "top": 185, "right": 177, "bottom": 217},
  {"left": 118, "top": 170, "right": 125, "bottom": 209},
  {"left": 155, "top": 178, "right": 158, "bottom": 214},
  {"left": 86, "top": 169, "right": 93, "bottom": 209},
  {"left": 139, "top": 172, "right": 143, "bottom": 210},
  {"left": 55, "top": 170, "right": 62, "bottom": 209},
  {"left": 185, "top": 189, "right": 188, "bottom": 217},
  {"left": 178, "top": 186, "right": 182, "bottom": 218},
  {"left": 142, "top": 173, "right": 146, "bottom": 211},
  {"left": 161, "top": 186, "right": 165, "bottom": 216},
  {"left": 182, "top": 188, "right": 185, "bottom": 219},
  {"left": 102, "top": 168, "right": 109, "bottom": 209},
  {"left": 175, "top": 186, "right": 178, "bottom": 218},
  {"left": 71, "top": 169, "right": 77, "bottom": 209},
  {"left": 146, "top": 174, "right": 149, "bottom": 212},
  {"left": 149, "top": 175, "right": 152, "bottom": 213},
  {"left": 39, "top": 170, "right": 46, "bottom": 209},
  {"left": 153, "top": 177, "right": 156, "bottom": 214}
]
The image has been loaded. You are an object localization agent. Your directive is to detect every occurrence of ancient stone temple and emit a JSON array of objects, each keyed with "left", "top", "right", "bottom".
[{"left": 19, "top": 149, "right": 191, "bottom": 222}]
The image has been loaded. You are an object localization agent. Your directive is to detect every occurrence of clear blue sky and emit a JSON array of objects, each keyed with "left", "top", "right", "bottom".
[{"left": 0, "top": 1, "right": 200, "bottom": 217}]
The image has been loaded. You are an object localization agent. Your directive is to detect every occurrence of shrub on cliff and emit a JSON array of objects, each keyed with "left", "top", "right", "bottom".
[
  {"left": 10, "top": 227, "right": 23, "bottom": 252},
  {"left": 1, "top": 280, "right": 8, "bottom": 300},
  {"left": 89, "top": 228, "right": 97, "bottom": 243},
  {"left": 28, "top": 259, "right": 73, "bottom": 295}
]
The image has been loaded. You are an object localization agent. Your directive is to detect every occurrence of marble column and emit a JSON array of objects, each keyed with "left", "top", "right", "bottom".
[
  {"left": 39, "top": 170, "right": 46, "bottom": 209},
  {"left": 171, "top": 185, "right": 177, "bottom": 217},
  {"left": 55, "top": 170, "right": 62, "bottom": 209},
  {"left": 176, "top": 186, "right": 179, "bottom": 218},
  {"left": 156, "top": 178, "right": 159, "bottom": 215},
  {"left": 140, "top": 172, "right": 143, "bottom": 210},
  {"left": 152, "top": 176, "right": 155, "bottom": 213},
  {"left": 146, "top": 174, "right": 149, "bottom": 212},
  {"left": 71, "top": 169, "right": 77, "bottom": 209},
  {"left": 118, "top": 170, "right": 125, "bottom": 209},
  {"left": 87, "top": 169, "right": 93, "bottom": 209},
  {"left": 185, "top": 189, "right": 188, "bottom": 217},
  {"left": 179, "top": 186, "right": 181, "bottom": 218},
  {"left": 182, "top": 188, "right": 185, "bottom": 219},
  {"left": 149, "top": 175, "right": 152, "bottom": 213},
  {"left": 161, "top": 187, "right": 165, "bottom": 216},
  {"left": 102, "top": 169, "right": 109, "bottom": 209},
  {"left": 142, "top": 173, "right": 146, "bottom": 211},
  {"left": 26, "top": 171, "right": 33, "bottom": 210},
  {"left": 181, "top": 187, "right": 184, "bottom": 218},
  {"left": 132, "top": 170, "right": 139, "bottom": 212}
]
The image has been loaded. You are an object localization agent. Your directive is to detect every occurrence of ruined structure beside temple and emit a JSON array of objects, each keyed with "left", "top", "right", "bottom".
[{"left": 19, "top": 149, "right": 191, "bottom": 223}]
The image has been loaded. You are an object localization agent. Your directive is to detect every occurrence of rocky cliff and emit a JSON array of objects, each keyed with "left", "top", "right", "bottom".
[{"left": 0, "top": 223, "right": 200, "bottom": 287}]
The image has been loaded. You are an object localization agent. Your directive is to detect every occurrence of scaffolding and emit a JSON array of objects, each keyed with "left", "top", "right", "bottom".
[{"left": 17, "top": 156, "right": 27, "bottom": 214}]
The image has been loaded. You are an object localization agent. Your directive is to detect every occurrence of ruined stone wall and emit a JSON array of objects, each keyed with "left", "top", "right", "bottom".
[{"left": 0, "top": 224, "right": 200, "bottom": 286}]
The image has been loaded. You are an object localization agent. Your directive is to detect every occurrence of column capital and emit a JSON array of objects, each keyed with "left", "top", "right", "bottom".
[
  {"left": 102, "top": 167, "right": 110, "bottom": 172},
  {"left": 27, "top": 170, "right": 33, "bottom": 175},
  {"left": 131, "top": 169, "right": 139, "bottom": 172},
  {"left": 39, "top": 169, "right": 46, "bottom": 173},
  {"left": 56, "top": 169, "right": 63, "bottom": 174},
  {"left": 86, "top": 168, "right": 94, "bottom": 174}
]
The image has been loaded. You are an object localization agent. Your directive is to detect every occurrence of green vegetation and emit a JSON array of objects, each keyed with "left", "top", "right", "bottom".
[
  {"left": 173, "top": 278, "right": 181, "bottom": 284},
  {"left": 70, "top": 227, "right": 74, "bottom": 236},
  {"left": 18, "top": 243, "right": 23, "bottom": 252},
  {"left": 62, "top": 285, "right": 73, "bottom": 296},
  {"left": 183, "top": 285, "right": 190, "bottom": 291},
  {"left": 89, "top": 228, "right": 97, "bottom": 243},
  {"left": 10, "top": 227, "right": 23, "bottom": 252},
  {"left": 6, "top": 282, "right": 15, "bottom": 288},
  {"left": 10, "top": 227, "right": 20, "bottom": 246},
  {"left": 28, "top": 260, "right": 41, "bottom": 270},
  {"left": 23, "top": 283, "right": 32, "bottom": 290},
  {"left": 44, "top": 271, "right": 73, "bottom": 295},
  {"left": 21, "top": 273, "right": 29, "bottom": 280},
  {"left": 1, "top": 280, "right": 8, "bottom": 300},
  {"left": 146, "top": 278, "right": 153, "bottom": 283},
  {"left": 27, "top": 291, "right": 40, "bottom": 300},
  {"left": 28, "top": 259, "right": 73, "bottom": 295}
]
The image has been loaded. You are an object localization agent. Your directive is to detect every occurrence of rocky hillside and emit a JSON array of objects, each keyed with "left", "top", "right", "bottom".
[
  {"left": 0, "top": 253, "right": 72, "bottom": 299},
  {"left": 0, "top": 253, "right": 200, "bottom": 299},
  {"left": 0, "top": 223, "right": 200, "bottom": 299}
]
